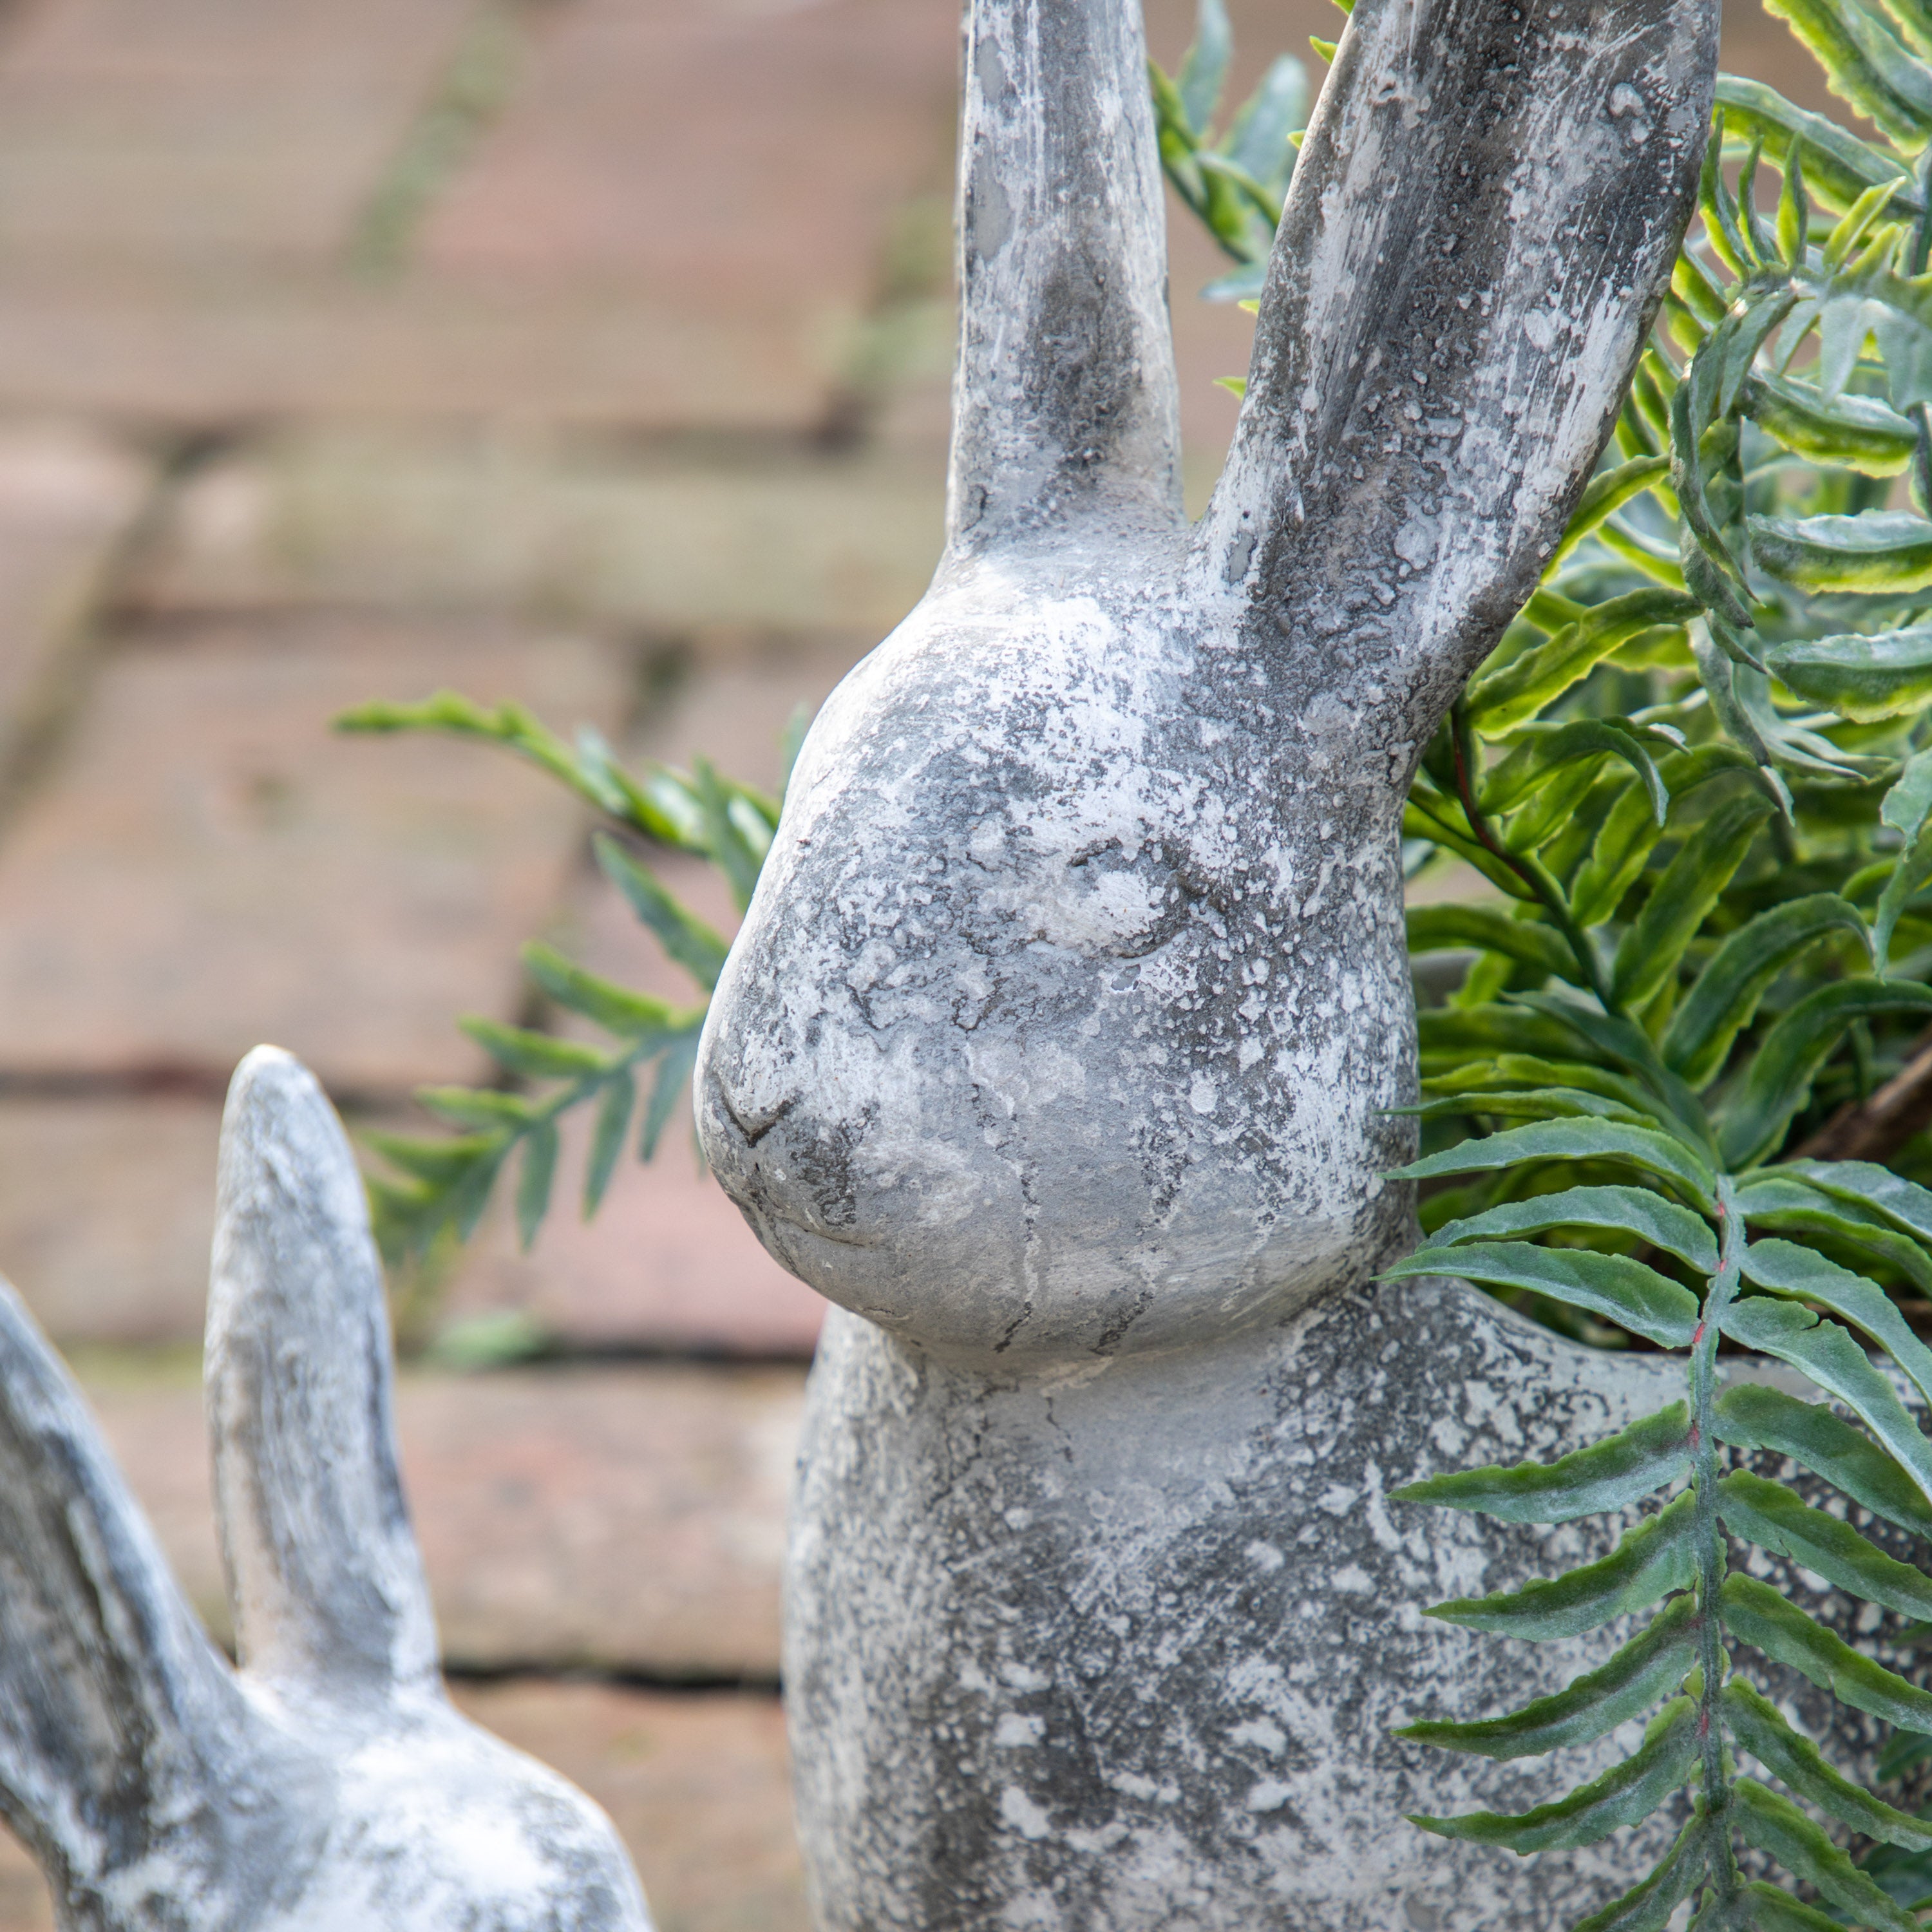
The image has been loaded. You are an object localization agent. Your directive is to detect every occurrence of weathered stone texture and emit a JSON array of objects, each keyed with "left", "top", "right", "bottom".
[
  {"left": 788, "top": 1287, "right": 1694, "bottom": 1931},
  {"left": 0, "top": 1681, "right": 804, "bottom": 1932}
]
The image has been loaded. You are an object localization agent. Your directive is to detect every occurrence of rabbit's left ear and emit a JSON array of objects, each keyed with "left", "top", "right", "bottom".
[
  {"left": 0, "top": 1275, "right": 312, "bottom": 1908},
  {"left": 205, "top": 1047, "right": 440, "bottom": 1707}
]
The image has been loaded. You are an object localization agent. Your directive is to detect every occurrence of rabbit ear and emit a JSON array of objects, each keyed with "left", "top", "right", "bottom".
[
  {"left": 206, "top": 1046, "right": 439, "bottom": 1706},
  {"left": 0, "top": 1274, "right": 298, "bottom": 1906}
]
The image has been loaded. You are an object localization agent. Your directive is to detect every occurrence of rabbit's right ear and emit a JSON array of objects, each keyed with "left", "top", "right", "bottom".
[
  {"left": 206, "top": 1046, "right": 440, "bottom": 1708},
  {"left": 0, "top": 1276, "right": 308, "bottom": 1913}
]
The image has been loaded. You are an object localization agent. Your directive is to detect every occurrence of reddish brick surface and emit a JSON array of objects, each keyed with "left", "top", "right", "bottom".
[
  {"left": 0, "top": 1678, "right": 800, "bottom": 1932},
  {"left": 0, "top": 265, "right": 844, "bottom": 431},
  {"left": 441, "top": 1100, "right": 828, "bottom": 1359},
  {"left": 421, "top": 0, "right": 956, "bottom": 307},
  {"left": 129, "top": 431, "right": 945, "bottom": 634},
  {"left": 0, "top": 420, "right": 149, "bottom": 757},
  {"left": 0, "top": 0, "right": 473, "bottom": 264},
  {"left": 0, "top": 1838, "right": 48, "bottom": 1932},
  {"left": 84, "top": 1359, "right": 800, "bottom": 1676},
  {"left": 0, "top": 614, "right": 630, "bottom": 1091},
  {"left": 0, "top": 1097, "right": 222, "bottom": 1345}
]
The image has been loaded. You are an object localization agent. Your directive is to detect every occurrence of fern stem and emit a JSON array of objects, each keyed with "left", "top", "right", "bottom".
[
  {"left": 1691, "top": 1173, "right": 1743, "bottom": 1904},
  {"left": 1448, "top": 702, "right": 1615, "bottom": 1010}
]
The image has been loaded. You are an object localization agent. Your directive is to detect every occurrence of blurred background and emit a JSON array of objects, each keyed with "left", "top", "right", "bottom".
[{"left": 0, "top": 0, "right": 1845, "bottom": 1925}]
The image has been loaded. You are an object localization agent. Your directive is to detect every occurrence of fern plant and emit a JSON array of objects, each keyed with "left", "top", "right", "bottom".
[
  {"left": 333, "top": 691, "right": 799, "bottom": 1261},
  {"left": 1379, "top": 911, "right": 1932, "bottom": 1925},
  {"left": 1145, "top": 0, "right": 1306, "bottom": 303}
]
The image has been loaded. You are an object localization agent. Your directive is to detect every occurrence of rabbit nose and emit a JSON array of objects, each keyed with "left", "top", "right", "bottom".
[{"left": 710, "top": 1074, "right": 795, "bottom": 1149}]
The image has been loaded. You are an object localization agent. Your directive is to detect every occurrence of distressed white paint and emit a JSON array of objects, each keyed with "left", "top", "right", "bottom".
[
  {"left": 0, "top": 1048, "right": 649, "bottom": 1932},
  {"left": 695, "top": 0, "right": 1723, "bottom": 1922}
]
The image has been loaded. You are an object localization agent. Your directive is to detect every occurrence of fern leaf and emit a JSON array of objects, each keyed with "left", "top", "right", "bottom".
[
  {"left": 1399, "top": 1090, "right": 1657, "bottom": 1128},
  {"left": 361, "top": 1128, "right": 505, "bottom": 1184},
  {"left": 1405, "top": 904, "right": 1574, "bottom": 976},
  {"left": 1721, "top": 1680, "right": 1932, "bottom": 1850},
  {"left": 1713, "top": 1383, "right": 1932, "bottom": 1539},
  {"left": 1786, "top": 1158, "right": 1932, "bottom": 1248},
  {"left": 1712, "top": 75, "right": 1917, "bottom": 216},
  {"left": 522, "top": 941, "right": 690, "bottom": 1041},
  {"left": 1717, "top": 978, "right": 1932, "bottom": 1168},
  {"left": 1425, "top": 1057, "right": 1676, "bottom": 1123},
  {"left": 639, "top": 1027, "right": 703, "bottom": 1159},
  {"left": 1732, "top": 1174, "right": 1932, "bottom": 1296},
  {"left": 1661, "top": 896, "right": 1871, "bottom": 1089},
  {"left": 459, "top": 1018, "right": 610, "bottom": 1080},
  {"left": 1716, "top": 1470, "right": 1932, "bottom": 1618},
  {"left": 1732, "top": 1776, "right": 1920, "bottom": 1932},
  {"left": 515, "top": 1121, "right": 560, "bottom": 1251},
  {"left": 1392, "top": 1403, "right": 1692, "bottom": 1524},
  {"left": 1747, "top": 372, "right": 1917, "bottom": 475},
  {"left": 1415, "top": 1005, "right": 1605, "bottom": 1072},
  {"left": 1381, "top": 1241, "right": 1701, "bottom": 1349},
  {"left": 1571, "top": 747, "right": 1756, "bottom": 928},
  {"left": 583, "top": 1070, "right": 636, "bottom": 1218},
  {"left": 592, "top": 833, "right": 732, "bottom": 990},
  {"left": 1739, "top": 1238, "right": 1932, "bottom": 1405},
  {"left": 1611, "top": 793, "right": 1777, "bottom": 1015},
  {"left": 1718, "top": 1300, "right": 1932, "bottom": 1504},
  {"left": 1394, "top": 1593, "right": 1699, "bottom": 1759},
  {"left": 1721, "top": 1573, "right": 1932, "bottom": 1729},
  {"left": 1407, "top": 1698, "right": 1698, "bottom": 1851},
  {"left": 1390, "top": 1119, "right": 1716, "bottom": 1210},
  {"left": 1426, "top": 1492, "right": 1699, "bottom": 1639},
  {"left": 1479, "top": 721, "right": 1669, "bottom": 824},
  {"left": 1731, "top": 1880, "right": 1854, "bottom": 1932},
  {"left": 415, "top": 1087, "right": 538, "bottom": 1130},
  {"left": 1428, "top": 1186, "right": 1718, "bottom": 1272},
  {"left": 1573, "top": 1814, "right": 1710, "bottom": 1932}
]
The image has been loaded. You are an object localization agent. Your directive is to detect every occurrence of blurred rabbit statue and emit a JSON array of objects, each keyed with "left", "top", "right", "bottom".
[{"left": 0, "top": 1046, "right": 651, "bottom": 1932}]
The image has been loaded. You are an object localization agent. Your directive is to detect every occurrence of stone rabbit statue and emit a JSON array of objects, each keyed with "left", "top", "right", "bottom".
[
  {"left": 692, "top": 0, "right": 1725, "bottom": 1924},
  {"left": 0, "top": 1046, "right": 649, "bottom": 1932}
]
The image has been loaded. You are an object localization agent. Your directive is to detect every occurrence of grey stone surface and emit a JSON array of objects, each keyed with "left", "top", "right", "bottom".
[
  {"left": 693, "top": 0, "right": 1722, "bottom": 1922},
  {"left": 0, "top": 1049, "right": 649, "bottom": 1930},
  {"left": 789, "top": 1290, "right": 1687, "bottom": 1929}
]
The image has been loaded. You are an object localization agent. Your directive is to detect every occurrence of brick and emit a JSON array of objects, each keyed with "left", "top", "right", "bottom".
[
  {"left": 449, "top": 1681, "right": 804, "bottom": 1932},
  {"left": 83, "top": 1359, "right": 801, "bottom": 1678},
  {"left": 0, "top": 614, "right": 630, "bottom": 1092},
  {"left": 0, "top": 0, "right": 473, "bottom": 263},
  {"left": 437, "top": 1100, "right": 827, "bottom": 1359},
  {"left": 0, "top": 1832, "right": 48, "bottom": 1932},
  {"left": 0, "top": 265, "right": 838, "bottom": 432},
  {"left": 421, "top": 0, "right": 957, "bottom": 312},
  {"left": 402, "top": 1363, "right": 799, "bottom": 1677},
  {"left": 0, "top": 1097, "right": 221, "bottom": 1345},
  {"left": 0, "top": 1094, "right": 425, "bottom": 1350},
  {"left": 0, "top": 421, "right": 150, "bottom": 768},
  {"left": 0, "top": 1681, "right": 802, "bottom": 1932},
  {"left": 130, "top": 430, "right": 945, "bottom": 637}
]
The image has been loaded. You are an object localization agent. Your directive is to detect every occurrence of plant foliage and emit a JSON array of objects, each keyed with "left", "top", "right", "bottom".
[
  {"left": 1216, "top": 0, "right": 1932, "bottom": 1907},
  {"left": 333, "top": 691, "right": 802, "bottom": 1262}
]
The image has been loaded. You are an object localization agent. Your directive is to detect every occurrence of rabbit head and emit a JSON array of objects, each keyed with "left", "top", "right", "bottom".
[
  {"left": 694, "top": 0, "right": 1716, "bottom": 1372},
  {"left": 0, "top": 1046, "right": 651, "bottom": 1932}
]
